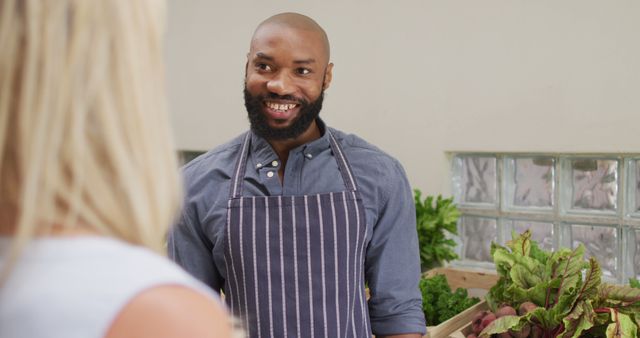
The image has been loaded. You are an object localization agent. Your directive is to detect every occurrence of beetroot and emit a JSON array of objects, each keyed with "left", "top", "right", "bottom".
[
  {"left": 518, "top": 301, "right": 537, "bottom": 316},
  {"left": 530, "top": 325, "right": 543, "bottom": 338},
  {"left": 495, "top": 305, "right": 517, "bottom": 318},
  {"left": 480, "top": 312, "right": 497, "bottom": 329},
  {"left": 471, "top": 311, "right": 488, "bottom": 334}
]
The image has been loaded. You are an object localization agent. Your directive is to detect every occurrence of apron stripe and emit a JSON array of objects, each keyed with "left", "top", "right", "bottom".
[
  {"left": 225, "top": 200, "right": 238, "bottom": 315},
  {"left": 292, "top": 196, "right": 301, "bottom": 338},
  {"left": 342, "top": 191, "right": 355, "bottom": 337},
  {"left": 354, "top": 191, "right": 369, "bottom": 336},
  {"left": 265, "top": 198, "right": 274, "bottom": 338},
  {"left": 239, "top": 198, "right": 250, "bottom": 331},
  {"left": 252, "top": 197, "right": 262, "bottom": 338},
  {"left": 304, "top": 195, "right": 315, "bottom": 338},
  {"left": 317, "top": 195, "right": 328, "bottom": 338},
  {"left": 351, "top": 190, "right": 362, "bottom": 338},
  {"left": 330, "top": 193, "right": 341, "bottom": 338},
  {"left": 278, "top": 196, "right": 287, "bottom": 338}
]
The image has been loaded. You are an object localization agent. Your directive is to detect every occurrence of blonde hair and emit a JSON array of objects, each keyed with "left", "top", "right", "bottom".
[{"left": 0, "top": 0, "right": 181, "bottom": 276}]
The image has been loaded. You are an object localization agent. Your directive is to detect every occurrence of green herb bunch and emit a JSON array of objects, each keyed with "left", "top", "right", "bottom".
[
  {"left": 414, "top": 190, "right": 460, "bottom": 271},
  {"left": 480, "top": 230, "right": 640, "bottom": 338},
  {"left": 419, "top": 274, "right": 480, "bottom": 326}
]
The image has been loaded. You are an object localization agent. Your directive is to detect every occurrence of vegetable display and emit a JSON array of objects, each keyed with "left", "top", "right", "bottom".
[
  {"left": 473, "top": 230, "right": 640, "bottom": 338},
  {"left": 420, "top": 274, "right": 480, "bottom": 326}
]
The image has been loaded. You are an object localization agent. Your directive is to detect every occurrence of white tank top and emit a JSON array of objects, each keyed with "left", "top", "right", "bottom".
[{"left": 0, "top": 236, "right": 222, "bottom": 338}]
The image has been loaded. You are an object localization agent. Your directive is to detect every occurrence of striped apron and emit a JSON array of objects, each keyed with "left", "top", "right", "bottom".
[{"left": 224, "top": 131, "right": 371, "bottom": 338}]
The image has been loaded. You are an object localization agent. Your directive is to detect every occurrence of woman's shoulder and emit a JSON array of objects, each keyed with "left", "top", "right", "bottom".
[
  {"left": 1, "top": 236, "right": 233, "bottom": 338},
  {"left": 57, "top": 236, "right": 220, "bottom": 301},
  {"left": 104, "top": 284, "right": 234, "bottom": 338},
  {"left": 88, "top": 238, "right": 235, "bottom": 338}
]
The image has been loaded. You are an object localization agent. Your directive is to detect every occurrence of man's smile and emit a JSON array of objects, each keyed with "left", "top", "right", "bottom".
[
  {"left": 263, "top": 100, "right": 301, "bottom": 121},
  {"left": 265, "top": 101, "right": 298, "bottom": 111}
]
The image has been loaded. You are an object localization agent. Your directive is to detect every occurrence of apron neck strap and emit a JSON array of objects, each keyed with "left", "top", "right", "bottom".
[
  {"left": 229, "top": 132, "right": 252, "bottom": 199},
  {"left": 326, "top": 130, "right": 358, "bottom": 192},
  {"left": 229, "top": 129, "right": 358, "bottom": 199}
]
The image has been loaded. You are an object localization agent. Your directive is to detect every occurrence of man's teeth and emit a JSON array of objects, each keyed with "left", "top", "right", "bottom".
[{"left": 266, "top": 102, "right": 297, "bottom": 111}]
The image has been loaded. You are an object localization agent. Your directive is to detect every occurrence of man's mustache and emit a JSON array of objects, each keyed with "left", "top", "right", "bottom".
[{"left": 262, "top": 92, "right": 307, "bottom": 104}]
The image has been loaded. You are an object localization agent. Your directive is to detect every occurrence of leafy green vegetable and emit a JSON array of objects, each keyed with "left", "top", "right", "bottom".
[
  {"left": 414, "top": 190, "right": 460, "bottom": 271},
  {"left": 419, "top": 274, "right": 479, "bottom": 325},
  {"left": 481, "top": 230, "right": 640, "bottom": 338}
]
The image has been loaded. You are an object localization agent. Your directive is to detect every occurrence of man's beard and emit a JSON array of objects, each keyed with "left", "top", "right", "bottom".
[{"left": 244, "top": 87, "right": 324, "bottom": 140}]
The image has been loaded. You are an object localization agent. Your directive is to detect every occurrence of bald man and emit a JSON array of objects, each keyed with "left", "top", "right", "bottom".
[{"left": 169, "top": 13, "right": 426, "bottom": 338}]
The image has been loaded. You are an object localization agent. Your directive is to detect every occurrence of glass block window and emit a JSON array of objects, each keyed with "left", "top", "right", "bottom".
[
  {"left": 567, "top": 159, "right": 618, "bottom": 212},
  {"left": 452, "top": 154, "right": 640, "bottom": 284},
  {"left": 504, "top": 157, "right": 554, "bottom": 209},
  {"left": 460, "top": 216, "right": 497, "bottom": 263},
  {"left": 628, "top": 159, "right": 640, "bottom": 216},
  {"left": 625, "top": 228, "right": 640, "bottom": 280},
  {"left": 452, "top": 156, "right": 497, "bottom": 206},
  {"left": 562, "top": 223, "right": 619, "bottom": 279},
  {"left": 636, "top": 162, "right": 640, "bottom": 213}
]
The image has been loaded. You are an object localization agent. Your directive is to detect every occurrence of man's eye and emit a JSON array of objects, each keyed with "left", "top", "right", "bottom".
[
  {"left": 296, "top": 68, "right": 311, "bottom": 75},
  {"left": 257, "top": 63, "right": 272, "bottom": 71}
]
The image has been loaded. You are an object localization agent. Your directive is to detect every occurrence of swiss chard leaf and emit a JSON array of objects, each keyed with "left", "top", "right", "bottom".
[
  {"left": 605, "top": 309, "right": 638, "bottom": 338},
  {"left": 510, "top": 257, "right": 544, "bottom": 289},
  {"left": 559, "top": 300, "right": 595, "bottom": 338},
  {"left": 547, "top": 286, "right": 581, "bottom": 328},
  {"left": 527, "top": 306, "right": 560, "bottom": 330},
  {"left": 597, "top": 284, "right": 640, "bottom": 315},
  {"left": 548, "top": 244, "right": 588, "bottom": 307},
  {"left": 529, "top": 239, "right": 551, "bottom": 264},
  {"left": 477, "top": 315, "right": 523, "bottom": 337},
  {"left": 503, "top": 280, "right": 550, "bottom": 308},
  {"left": 576, "top": 258, "right": 603, "bottom": 305},
  {"left": 506, "top": 228, "right": 531, "bottom": 257}
]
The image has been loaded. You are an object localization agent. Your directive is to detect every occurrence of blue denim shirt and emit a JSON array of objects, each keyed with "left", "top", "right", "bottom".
[{"left": 168, "top": 120, "right": 426, "bottom": 335}]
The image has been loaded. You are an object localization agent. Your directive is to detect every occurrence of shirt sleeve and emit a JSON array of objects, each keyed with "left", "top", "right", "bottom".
[
  {"left": 167, "top": 206, "right": 223, "bottom": 292},
  {"left": 365, "top": 159, "right": 426, "bottom": 336}
]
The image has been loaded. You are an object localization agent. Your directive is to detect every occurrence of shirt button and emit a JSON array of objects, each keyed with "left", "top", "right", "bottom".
[
  {"left": 256, "top": 163, "right": 263, "bottom": 168},
  {"left": 305, "top": 153, "right": 313, "bottom": 159},
  {"left": 267, "top": 171, "right": 274, "bottom": 178},
  {"left": 271, "top": 160, "right": 279, "bottom": 167}
]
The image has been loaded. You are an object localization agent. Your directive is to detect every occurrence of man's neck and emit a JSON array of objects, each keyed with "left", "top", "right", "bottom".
[{"left": 267, "top": 120, "right": 322, "bottom": 179}]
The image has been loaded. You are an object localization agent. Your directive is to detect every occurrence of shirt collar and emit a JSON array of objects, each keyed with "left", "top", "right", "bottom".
[{"left": 249, "top": 118, "right": 331, "bottom": 171}]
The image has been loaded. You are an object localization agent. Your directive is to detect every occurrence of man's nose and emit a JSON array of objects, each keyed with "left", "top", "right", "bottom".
[{"left": 266, "top": 71, "right": 295, "bottom": 96}]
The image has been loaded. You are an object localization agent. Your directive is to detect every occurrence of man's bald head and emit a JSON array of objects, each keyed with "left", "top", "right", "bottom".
[{"left": 251, "top": 12, "right": 330, "bottom": 62}]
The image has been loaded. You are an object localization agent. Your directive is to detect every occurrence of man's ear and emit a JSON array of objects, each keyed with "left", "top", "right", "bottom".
[{"left": 323, "top": 63, "right": 334, "bottom": 90}]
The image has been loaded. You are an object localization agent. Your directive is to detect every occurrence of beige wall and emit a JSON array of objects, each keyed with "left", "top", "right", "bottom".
[{"left": 166, "top": 0, "right": 640, "bottom": 197}]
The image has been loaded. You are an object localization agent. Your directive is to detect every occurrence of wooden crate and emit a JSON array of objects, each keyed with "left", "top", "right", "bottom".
[
  {"left": 423, "top": 267, "right": 498, "bottom": 338},
  {"left": 423, "top": 266, "right": 499, "bottom": 298},
  {"left": 426, "top": 300, "right": 488, "bottom": 338}
]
